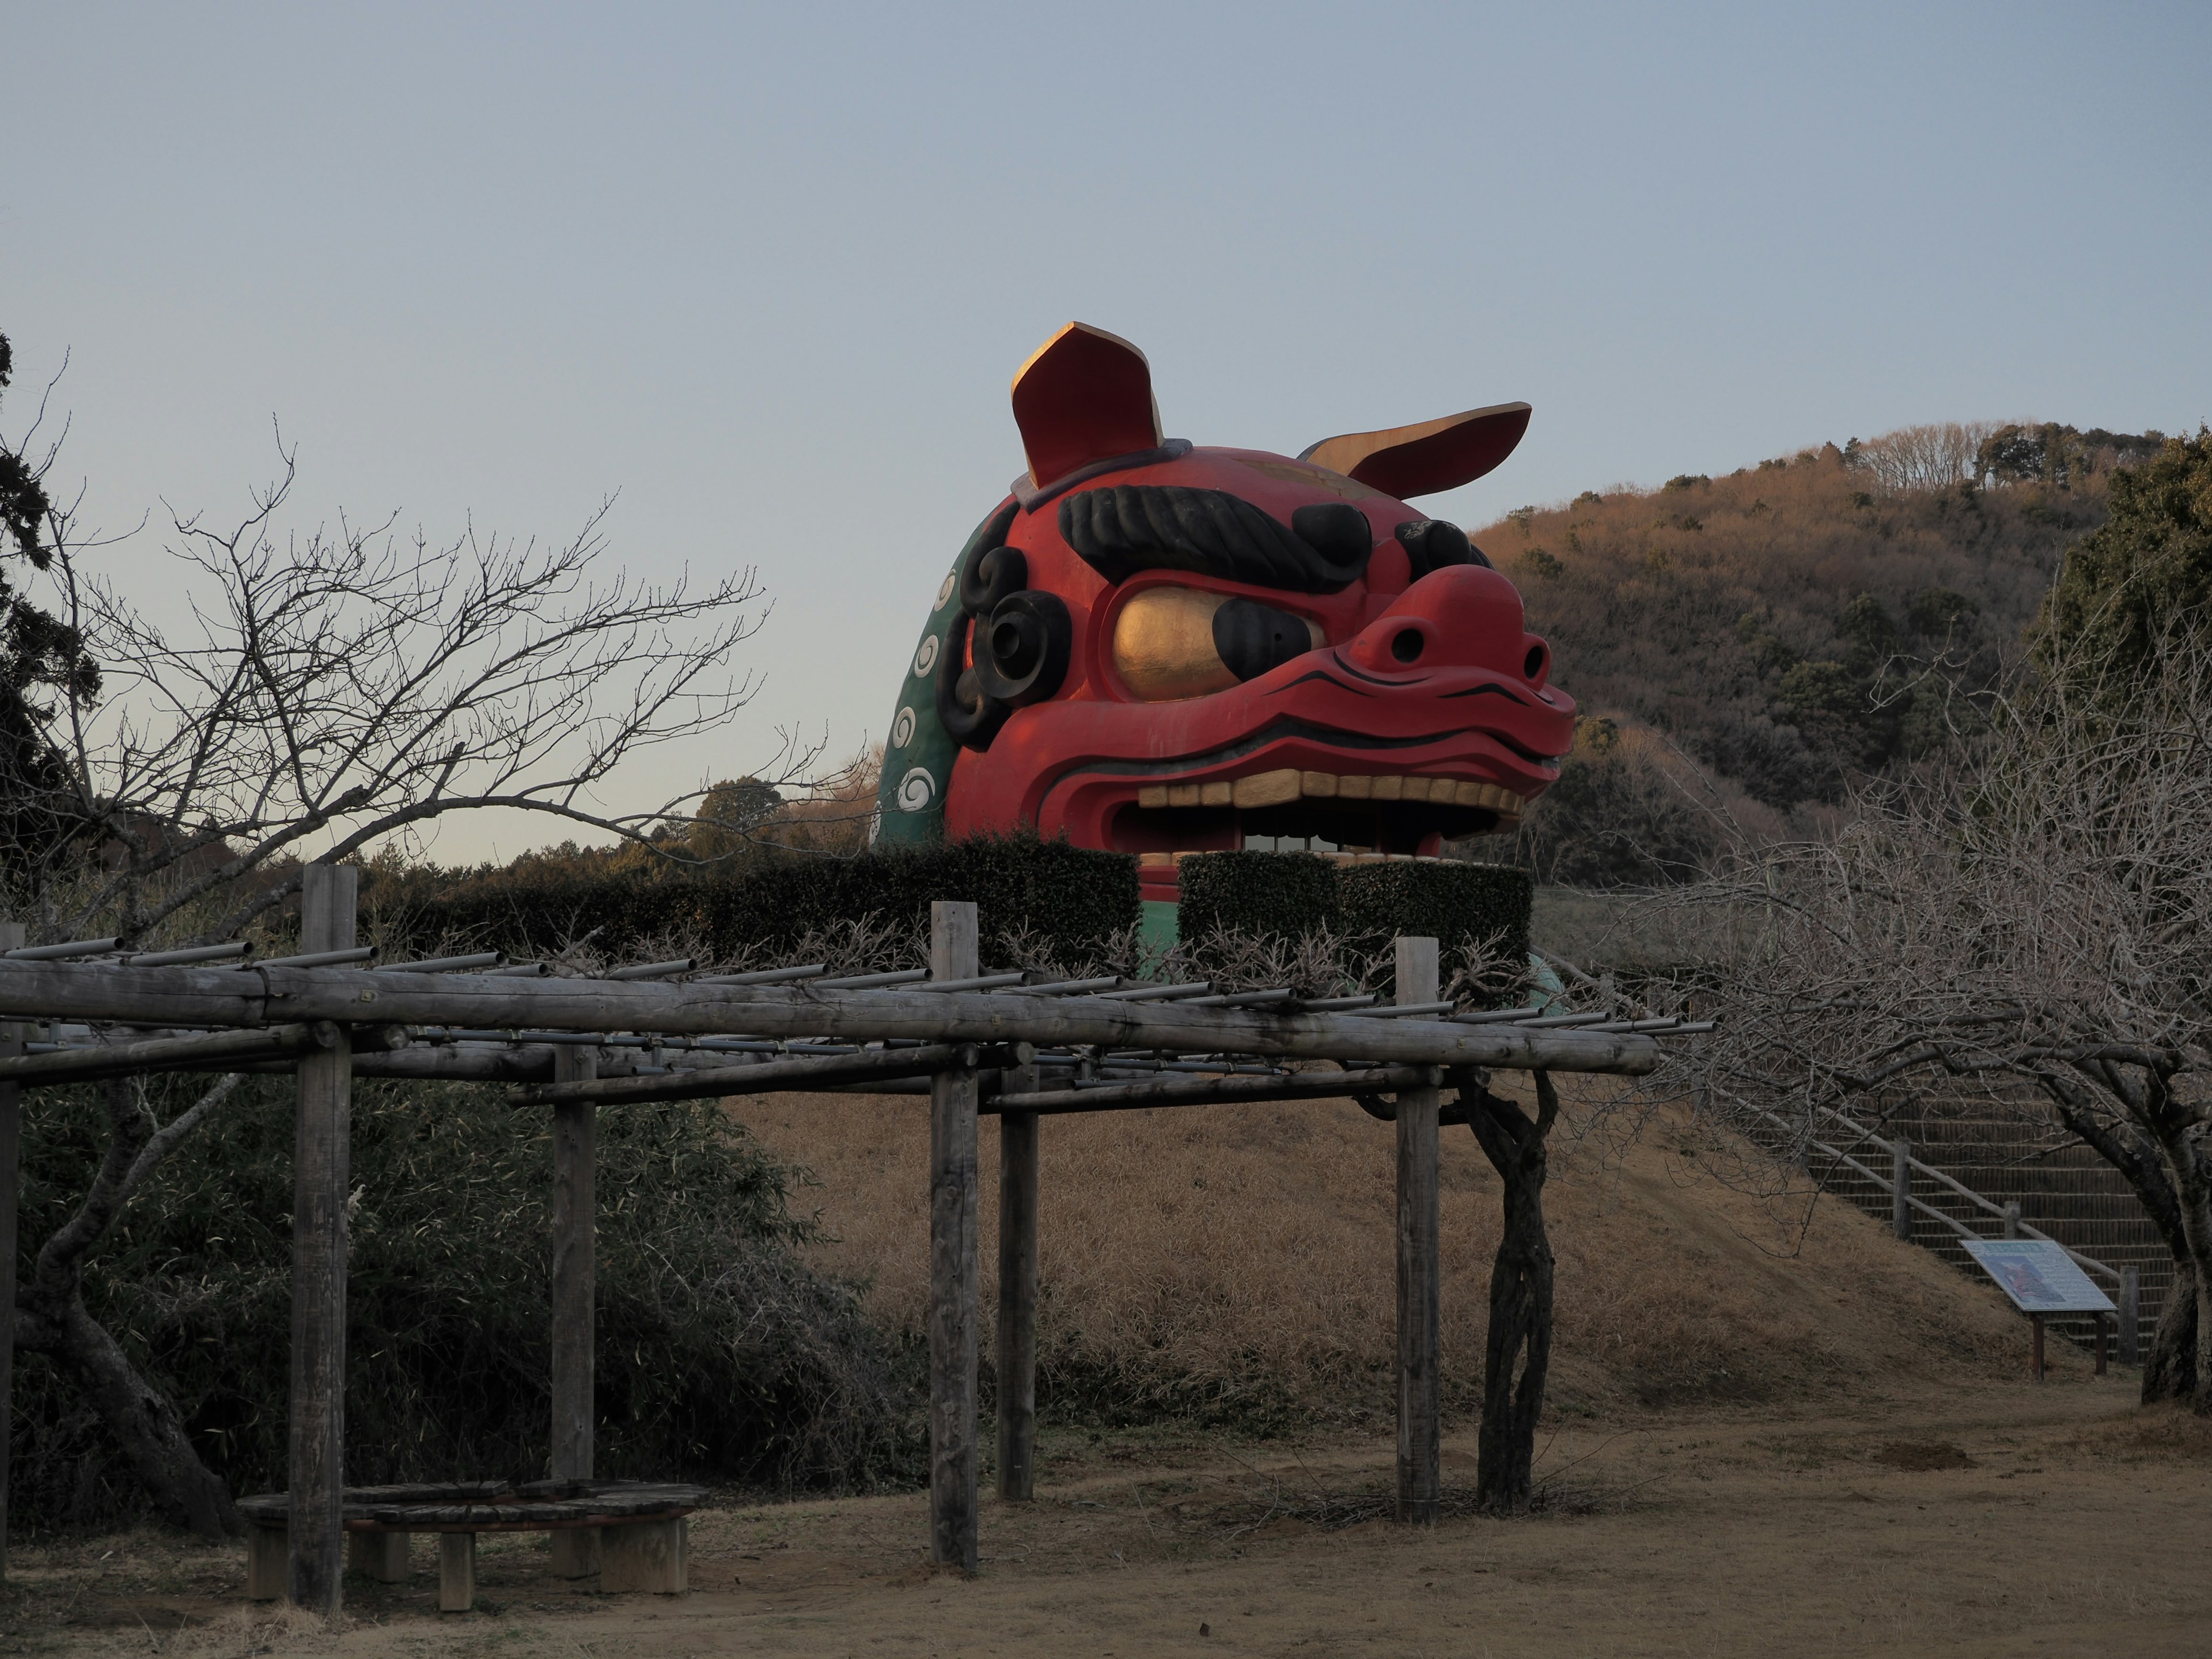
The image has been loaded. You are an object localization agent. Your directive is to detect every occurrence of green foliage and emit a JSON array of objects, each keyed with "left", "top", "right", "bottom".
[
  {"left": 375, "top": 833, "right": 1139, "bottom": 969},
  {"left": 1517, "top": 546, "right": 1562, "bottom": 581},
  {"left": 1175, "top": 851, "right": 1529, "bottom": 1004},
  {"left": 1336, "top": 860, "right": 1531, "bottom": 1003},
  {"left": 1513, "top": 717, "right": 1716, "bottom": 888},
  {"left": 2035, "top": 430, "right": 2212, "bottom": 688},
  {"left": 1178, "top": 851, "right": 1339, "bottom": 943},
  {"left": 11, "top": 1075, "right": 920, "bottom": 1532}
]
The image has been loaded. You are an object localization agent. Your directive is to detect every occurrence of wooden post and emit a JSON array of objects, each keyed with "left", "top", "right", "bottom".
[
  {"left": 2031, "top": 1313, "right": 2045, "bottom": 1381},
  {"left": 1393, "top": 935, "right": 1441, "bottom": 1526},
  {"left": 438, "top": 1531, "right": 476, "bottom": 1613},
  {"left": 289, "top": 865, "right": 357, "bottom": 1616},
  {"left": 549, "top": 1042, "right": 600, "bottom": 1580},
  {"left": 995, "top": 1078, "right": 1039, "bottom": 1503},
  {"left": 2002, "top": 1200, "right": 2021, "bottom": 1240},
  {"left": 1890, "top": 1137, "right": 1911, "bottom": 1241},
  {"left": 0, "top": 919, "right": 20, "bottom": 1584},
  {"left": 2094, "top": 1312, "right": 2108, "bottom": 1377},
  {"left": 2119, "top": 1266, "right": 2141, "bottom": 1365},
  {"left": 928, "top": 901, "right": 980, "bottom": 1571}
]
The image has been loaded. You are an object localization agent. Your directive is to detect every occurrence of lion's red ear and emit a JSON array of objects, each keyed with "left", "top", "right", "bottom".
[
  {"left": 1011, "top": 323, "right": 1163, "bottom": 491},
  {"left": 1300, "top": 402, "right": 1532, "bottom": 498}
]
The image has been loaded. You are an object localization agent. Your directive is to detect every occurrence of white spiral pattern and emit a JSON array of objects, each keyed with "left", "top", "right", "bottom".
[
  {"left": 896, "top": 767, "right": 936, "bottom": 812},
  {"left": 890, "top": 705, "right": 916, "bottom": 748},
  {"left": 936, "top": 570, "right": 957, "bottom": 608},
  {"left": 912, "top": 634, "right": 940, "bottom": 677}
]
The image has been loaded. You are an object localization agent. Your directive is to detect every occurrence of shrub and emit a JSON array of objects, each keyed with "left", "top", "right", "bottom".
[
  {"left": 1177, "top": 851, "right": 1338, "bottom": 942},
  {"left": 373, "top": 834, "right": 1139, "bottom": 970},
  {"left": 1336, "top": 860, "right": 1531, "bottom": 1003},
  {"left": 10, "top": 1075, "right": 921, "bottom": 1533}
]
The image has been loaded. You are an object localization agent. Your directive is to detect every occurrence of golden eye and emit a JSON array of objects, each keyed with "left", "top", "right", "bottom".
[{"left": 1111, "top": 587, "right": 1323, "bottom": 701}]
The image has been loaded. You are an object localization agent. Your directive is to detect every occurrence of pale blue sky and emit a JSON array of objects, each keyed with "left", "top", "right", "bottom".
[{"left": 5, "top": 3, "right": 2207, "bottom": 861}]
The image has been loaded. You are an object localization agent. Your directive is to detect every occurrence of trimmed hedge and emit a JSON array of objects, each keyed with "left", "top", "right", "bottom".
[
  {"left": 1337, "top": 859, "right": 1531, "bottom": 1003},
  {"left": 1175, "top": 852, "right": 1531, "bottom": 1004},
  {"left": 376, "top": 835, "right": 1139, "bottom": 968},
  {"left": 1177, "top": 851, "right": 1339, "bottom": 941}
]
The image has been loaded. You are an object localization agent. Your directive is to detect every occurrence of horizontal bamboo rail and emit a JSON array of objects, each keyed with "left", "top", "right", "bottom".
[
  {"left": 0, "top": 1020, "right": 409, "bottom": 1086},
  {"left": 510, "top": 1041, "right": 1037, "bottom": 1107},
  {"left": 0, "top": 962, "right": 1661, "bottom": 1075}
]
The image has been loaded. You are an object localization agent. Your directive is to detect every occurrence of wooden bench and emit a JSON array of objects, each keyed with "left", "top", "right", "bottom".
[{"left": 238, "top": 1480, "right": 707, "bottom": 1612}]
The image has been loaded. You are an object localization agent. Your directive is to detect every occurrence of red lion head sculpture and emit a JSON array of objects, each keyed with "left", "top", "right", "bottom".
[{"left": 873, "top": 323, "right": 1573, "bottom": 906}]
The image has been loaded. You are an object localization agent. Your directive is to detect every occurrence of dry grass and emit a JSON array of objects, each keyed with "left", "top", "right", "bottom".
[{"left": 736, "top": 1078, "right": 2046, "bottom": 1432}]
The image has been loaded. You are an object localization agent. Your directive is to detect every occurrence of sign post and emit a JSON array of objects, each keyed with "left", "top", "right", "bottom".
[{"left": 1961, "top": 1240, "right": 2116, "bottom": 1382}]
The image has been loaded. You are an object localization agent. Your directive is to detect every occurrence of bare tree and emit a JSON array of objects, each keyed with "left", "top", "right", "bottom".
[
  {"left": 1851, "top": 422, "right": 2002, "bottom": 495},
  {"left": 1670, "top": 624, "right": 2212, "bottom": 1410},
  {"left": 5, "top": 438, "right": 815, "bottom": 1533}
]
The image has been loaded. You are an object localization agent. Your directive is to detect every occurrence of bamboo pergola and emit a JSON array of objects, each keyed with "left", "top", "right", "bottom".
[{"left": 0, "top": 868, "right": 1695, "bottom": 1612}]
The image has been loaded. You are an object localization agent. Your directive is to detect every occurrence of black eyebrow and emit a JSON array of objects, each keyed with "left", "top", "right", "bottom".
[{"left": 1058, "top": 486, "right": 1372, "bottom": 593}]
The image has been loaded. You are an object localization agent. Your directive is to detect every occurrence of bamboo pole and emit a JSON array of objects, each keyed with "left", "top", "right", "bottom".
[
  {"left": 995, "top": 1048, "right": 1039, "bottom": 1503},
  {"left": 928, "top": 902, "right": 980, "bottom": 1573},
  {"left": 549, "top": 1042, "right": 600, "bottom": 1580},
  {"left": 0, "top": 961, "right": 1662, "bottom": 1075},
  {"left": 0, "top": 920, "right": 20, "bottom": 1583},
  {"left": 1392, "top": 937, "right": 1442, "bottom": 1526},
  {"left": 289, "top": 866, "right": 357, "bottom": 1616}
]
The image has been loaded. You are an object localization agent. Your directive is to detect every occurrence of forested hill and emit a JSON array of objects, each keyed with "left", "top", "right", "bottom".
[{"left": 1475, "top": 423, "right": 2160, "bottom": 823}]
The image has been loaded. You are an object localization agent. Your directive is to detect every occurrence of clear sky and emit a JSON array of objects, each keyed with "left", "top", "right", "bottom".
[{"left": 5, "top": 2, "right": 2207, "bottom": 862}]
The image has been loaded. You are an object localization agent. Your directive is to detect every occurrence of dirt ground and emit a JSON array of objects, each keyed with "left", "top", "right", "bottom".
[{"left": 9, "top": 1375, "right": 2207, "bottom": 1658}]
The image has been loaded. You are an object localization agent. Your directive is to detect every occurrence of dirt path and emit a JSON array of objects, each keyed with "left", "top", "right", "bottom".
[{"left": 10, "top": 1376, "right": 2207, "bottom": 1658}]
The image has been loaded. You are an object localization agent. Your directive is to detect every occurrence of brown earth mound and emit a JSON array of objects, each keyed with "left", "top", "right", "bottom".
[{"left": 737, "top": 1077, "right": 2055, "bottom": 1428}]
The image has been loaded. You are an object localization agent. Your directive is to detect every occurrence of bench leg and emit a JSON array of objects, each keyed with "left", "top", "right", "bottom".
[
  {"left": 349, "top": 1529, "right": 411, "bottom": 1583},
  {"left": 551, "top": 1527, "right": 601, "bottom": 1580},
  {"left": 246, "top": 1522, "right": 288, "bottom": 1601},
  {"left": 438, "top": 1532, "right": 476, "bottom": 1613},
  {"left": 601, "top": 1517, "right": 687, "bottom": 1594}
]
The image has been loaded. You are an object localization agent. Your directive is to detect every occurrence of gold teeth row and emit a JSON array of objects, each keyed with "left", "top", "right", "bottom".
[{"left": 1134, "top": 770, "right": 1526, "bottom": 814}]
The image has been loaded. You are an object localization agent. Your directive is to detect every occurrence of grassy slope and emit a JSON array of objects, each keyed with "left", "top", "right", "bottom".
[{"left": 741, "top": 1076, "right": 2041, "bottom": 1431}]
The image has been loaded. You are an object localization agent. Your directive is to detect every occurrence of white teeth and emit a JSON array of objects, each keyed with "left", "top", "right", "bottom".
[{"left": 1134, "top": 772, "right": 1527, "bottom": 817}]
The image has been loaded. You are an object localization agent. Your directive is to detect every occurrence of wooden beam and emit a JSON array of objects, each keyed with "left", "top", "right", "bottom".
[
  {"left": 1394, "top": 937, "right": 1442, "bottom": 1527},
  {"left": 984, "top": 1064, "right": 1434, "bottom": 1116},
  {"left": 513, "top": 1041, "right": 1029, "bottom": 1108},
  {"left": 0, "top": 920, "right": 20, "bottom": 1584},
  {"left": 928, "top": 902, "right": 980, "bottom": 1573},
  {"left": 289, "top": 866, "right": 356, "bottom": 1616},
  {"left": 0, "top": 1020, "right": 355, "bottom": 1086},
  {"left": 995, "top": 1046, "right": 1039, "bottom": 1502},
  {"left": 0, "top": 961, "right": 1663, "bottom": 1075},
  {"left": 548, "top": 1043, "right": 600, "bottom": 1581}
]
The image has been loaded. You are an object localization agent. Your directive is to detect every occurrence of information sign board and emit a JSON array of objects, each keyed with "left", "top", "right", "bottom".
[{"left": 1961, "top": 1240, "right": 2115, "bottom": 1315}]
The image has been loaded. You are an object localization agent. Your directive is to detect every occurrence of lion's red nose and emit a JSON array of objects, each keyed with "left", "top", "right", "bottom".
[{"left": 1344, "top": 565, "right": 1550, "bottom": 686}]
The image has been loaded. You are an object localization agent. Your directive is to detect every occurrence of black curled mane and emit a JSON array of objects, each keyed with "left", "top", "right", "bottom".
[{"left": 1058, "top": 486, "right": 1371, "bottom": 593}]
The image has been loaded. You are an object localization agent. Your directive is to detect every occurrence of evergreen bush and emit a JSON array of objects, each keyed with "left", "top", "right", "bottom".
[{"left": 10, "top": 1075, "right": 920, "bottom": 1533}]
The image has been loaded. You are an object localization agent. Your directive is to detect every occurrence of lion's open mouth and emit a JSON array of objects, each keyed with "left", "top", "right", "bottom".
[{"left": 1107, "top": 764, "right": 1524, "bottom": 863}]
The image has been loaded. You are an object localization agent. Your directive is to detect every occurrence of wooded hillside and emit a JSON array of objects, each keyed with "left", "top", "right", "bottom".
[{"left": 1477, "top": 421, "right": 2172, "bottom": 882}]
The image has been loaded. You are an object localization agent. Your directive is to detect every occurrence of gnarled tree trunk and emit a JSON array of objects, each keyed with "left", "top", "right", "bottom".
[
  {"left": 1459, "top": 1069, "right": 1559, "bottom": 1514},
  {"left": 12, "top": 1075, "right": 241, "bottom": 1537}
]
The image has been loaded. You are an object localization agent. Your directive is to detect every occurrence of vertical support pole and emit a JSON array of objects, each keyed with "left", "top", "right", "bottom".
[
  {"left": 2002, "top": 1201, "right": 2021, "bottom": 1240},
  {"left": 2119, "top": 1266, "right": 2141, "bottom": 1365},
  {"left": 1393, "top": 935, "right": 1441, "bottom": 1526},
  {"left": 995, "top": 1069, "right": 1039, "bottom": 1503},
  {"left": 2031, "top": 1313, "right": 2045, "bottom": 1381},
  {"left": 2094, "top": 1312, "right": 2108, "bottom": 1377},
  {"left": 1890, "top": 1137, "right": 1911, "bottom": 1241},
  {"left": 929, "top": 901, "right": 980, "bottom": 1571},
  {"left": 290, "top": 864, "right": 357, "bottom": 1616},
  {"left": 550, "top": 1043, "right": 600, "bottom": 1579},
  {"left": 0, "top": 919, "right": 21, "bottom": 1585}
]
